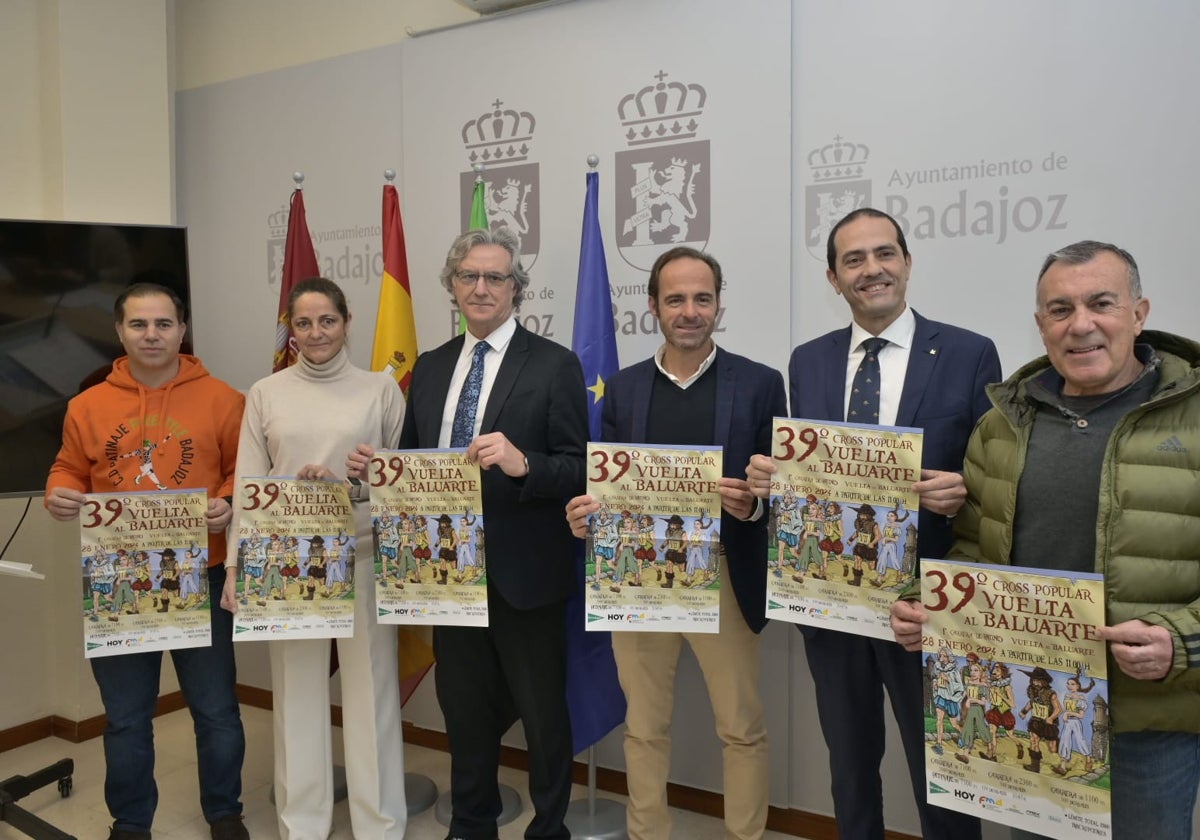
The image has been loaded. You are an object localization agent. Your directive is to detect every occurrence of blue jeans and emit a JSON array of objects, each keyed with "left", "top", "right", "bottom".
[
  {"left": 91, "top": 565, "right": 244, "bottom": 832},
  {"left": 1011, "top": 730, "right": 1200, "bottom": 840}
]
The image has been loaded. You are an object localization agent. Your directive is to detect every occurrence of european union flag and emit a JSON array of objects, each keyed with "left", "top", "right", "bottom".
[
  {"left": 572, "top": 170, "right": 619, "bottom": 438},
  {"left": 567, "top": 168, "right": 626, "bottom": 754}
]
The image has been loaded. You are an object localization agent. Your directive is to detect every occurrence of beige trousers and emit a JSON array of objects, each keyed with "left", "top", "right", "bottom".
[{"left": 611, "top": 580, "right": 768, "bottom": 840}]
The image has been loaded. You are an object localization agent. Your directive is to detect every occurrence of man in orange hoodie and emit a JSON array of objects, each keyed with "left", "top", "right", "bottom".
[{"left": 45, "top": 283, "right": 249, "bottom": 840}]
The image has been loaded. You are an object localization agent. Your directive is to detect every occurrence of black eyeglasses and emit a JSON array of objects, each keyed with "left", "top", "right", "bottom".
[{"left": 453, "top": 270, "right": 512, "bottom": 288}]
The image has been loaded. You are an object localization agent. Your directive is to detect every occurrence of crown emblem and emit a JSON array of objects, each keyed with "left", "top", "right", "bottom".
[
  {"left": 267, "top": 203, "right": 289, "bottom": 237},
  {"left": 461, "top": 99, "right": 536, "bottom": 166},
  {"left": 809, "top": 135, "right": 870, "bottom": 182},
  {"left": 617, "top": 70, "right": 706, "bottom": 147}
]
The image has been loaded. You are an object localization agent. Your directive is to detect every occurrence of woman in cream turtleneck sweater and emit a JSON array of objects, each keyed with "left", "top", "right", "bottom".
[{"left": 223, "top": 277, "right": 406, "bottom": 839}]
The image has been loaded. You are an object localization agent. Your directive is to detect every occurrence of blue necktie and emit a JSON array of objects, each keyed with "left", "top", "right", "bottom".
[
  {"left": 849, "top": 337, "right": 887, "bottom": 424},
  {"left": 451, "top": 340, "right": 490, "bottom": 447}
]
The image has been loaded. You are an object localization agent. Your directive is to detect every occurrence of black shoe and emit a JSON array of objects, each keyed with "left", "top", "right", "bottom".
[
  {"left": 108, "top": 826, "right": 151, "bottom": 840},
  {"left": 209, "top": 814, "right": 249, "bottom": 840}
]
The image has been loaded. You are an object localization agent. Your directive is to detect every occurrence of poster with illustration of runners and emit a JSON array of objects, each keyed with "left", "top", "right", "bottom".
[
  {"left": 81, "top": 489, "right": 210, "bottom": 658},
  {"left": 765, "top": 418, "right": 923, "bottom": 639},
  {"left": 366, "top": 449, "right": 486, "bottom": 627},
  {"left": 920, "top": 558, "right": 1109, "bottom": 839},
  {"left": 231, "top": 477, "right": 355, "bottom": 640},
  {"left": 583, "top": 443, "right": 723, "bottom": 633}
]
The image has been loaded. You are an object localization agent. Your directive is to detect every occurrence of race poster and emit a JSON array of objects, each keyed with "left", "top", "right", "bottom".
[
  {"left": 81, "top": 489, "right": 210, "bottom": 658},
  {"left": 921, "top": 559, "right": 1110, "bottom": 839},
  {"left": 584, "top": 443, "right": 723, "bottom": 633},
  {"left": 765, "top": 418, "right": 923, "bottom": 639},
  {"left": 231, "top": 477, "right": 355, "bottom": 640},
  {"left": 367, "top": 449, "right": 486, "bottom": 627}
]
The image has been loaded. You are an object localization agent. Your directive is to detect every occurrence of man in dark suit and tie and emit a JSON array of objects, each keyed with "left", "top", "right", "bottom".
[
  {"left": 748, "top": 208, "right": 1000, "bottom": 839},
  {"left": 565, "top": 247, "right": 786, "bottom": 840},
  {"left": 351, "top": 227, "right": 587, "bottom": 840}
]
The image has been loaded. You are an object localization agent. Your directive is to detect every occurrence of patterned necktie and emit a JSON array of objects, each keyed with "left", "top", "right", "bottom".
[
  {"left": 451, "top": 340, "right": 490, "bottom": 447},
  {"left": 849, "top": 337, "right": 887, "bottom": 424}
]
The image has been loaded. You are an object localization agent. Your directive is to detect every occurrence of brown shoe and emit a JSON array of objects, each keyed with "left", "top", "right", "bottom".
[{"left": 955, "top": 753, "right": 969, "bottom": 764}]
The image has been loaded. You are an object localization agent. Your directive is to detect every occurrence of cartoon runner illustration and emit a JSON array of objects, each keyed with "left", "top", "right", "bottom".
[
  {"left": 396, "top": 513, "right": 419, "bottom": 587},
  {"left": 328, "top": 529, "right": 350, "bottom": 596},
  {"left": 454, "top": 511, "right": 478, "bottom": 583},
  {"left": 305, "top": 535, "right": 329, "bottom": 599},
  {"left": 107, "top": 549, "right": 136, "bottom": 621},
  {"left": 413, "top": 516, "right": 431, "bottom": 581},
  {"left": 636, "top": 513, "right": 658, "bottom": 580},
  {"left": 1019, "top": 666, "right": 1062, "bottom": 774},
  {"left": 591, "top": 507, "right": 618, "bottom": 586},
  {"left": 1054, "top": 668, "right": 1096, "bottom": 776},
  {"left": 240, "top": 530, "right": 267, "bottom": 605},
  {"left": 432, "top": 514, "right": 457, "bottom": 586},
  {"left": 818, "top": 501, "right": 843, "bottom": 579},
  {"left": 131, "top": 549, "right": 154, "bottom": 613},
  {"left": 931, "top": 644, "right": 965, "bottom": 755},
  {"left": 979, "top": 661, "right": 1022, "bottom": 762},
  {"left": 774, "top": 490, "right": 801, "bottom": 575},
  {"left": 88, "top": 544, "right": 118, "bottom": 621},
  {"left": 376, "top": 512, "right": 400, "bottom": 586},
  {"left": 872, "top": 505, "right": 910, "bottom": 588},
  {"left": 280, "top": 536, "right": 302, "bottom": 597},
  {"left": 659, "top": 515, "right": 686, "bottom": 589},
  {"left": 611, "top": 511, "right": 642, "bottom": 592},
  {"left": 794, "top": 495, "right": 825, "bottom": 583},
  {"left": 845, "top": 503, "right": 880, "bottom": 588},
  {"left": 180, "top": 542, "right": 204, "bottom": 607},
  {"left": 954, "top": 652, "right": 990, "bottom": 764},
  {"left": 684, "top": 513, "right": 714, "bottom": 586},
  {"left": 257, "top": 536, "right": 285, "bottom": 605},
  {"left": 157, "top": 548, "right": 180, "bottom": 611},
  {"left": 116, "top": 433, "right": 173, "bottom": 490}
]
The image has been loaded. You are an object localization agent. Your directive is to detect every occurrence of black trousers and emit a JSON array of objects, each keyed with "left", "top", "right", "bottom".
[
  {"left": 434, "top": 588, "right": 572, "bottom": 840},
  {"left": 804, "top": 628, "right": 982, "bottom": 840}
]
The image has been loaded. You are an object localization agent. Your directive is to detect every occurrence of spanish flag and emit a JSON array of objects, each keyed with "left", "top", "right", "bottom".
[{"left": 370, "top": 183, "right": 418, "bottom": 397}]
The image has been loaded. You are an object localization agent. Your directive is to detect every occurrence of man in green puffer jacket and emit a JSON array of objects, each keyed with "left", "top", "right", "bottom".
[{"left": 891, "top": 240, "right": 1200, "bottom": 840}]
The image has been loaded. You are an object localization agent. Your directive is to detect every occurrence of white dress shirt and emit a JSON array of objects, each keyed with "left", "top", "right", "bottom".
[
  {"left": 438, "top": 318, "right": 518, "bottom": 447},
  {"left": 843, "top": 306, "right": 915, "bottom": 426}
]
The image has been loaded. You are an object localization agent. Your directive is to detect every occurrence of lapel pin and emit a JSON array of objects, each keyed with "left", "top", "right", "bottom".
[{"left": 929, "top": 349, "right": 938, "bottom": 355}]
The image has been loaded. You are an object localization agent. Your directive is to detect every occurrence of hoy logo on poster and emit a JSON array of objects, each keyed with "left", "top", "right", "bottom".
[
  {"left": 458, "top": 99, "right": 541, "bottom": 269},
  {"left": 614, "top": 71, "right": 710, "bottom": 271}
]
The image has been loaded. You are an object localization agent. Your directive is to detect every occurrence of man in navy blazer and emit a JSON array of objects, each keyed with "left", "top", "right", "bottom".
[
  {"left": 749, "top": 208, "right": 1000, "bottom": 840},
  {"left": 566, "top": 247, "right": 785, "bottom": 840},
  {"left": 352, "top": 227, "right": 587, "bottom": 840}
]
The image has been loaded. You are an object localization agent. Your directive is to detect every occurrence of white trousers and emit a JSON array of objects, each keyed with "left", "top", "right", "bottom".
[{"left": 269, "top": 560, "right": 406, "bottom": 839}]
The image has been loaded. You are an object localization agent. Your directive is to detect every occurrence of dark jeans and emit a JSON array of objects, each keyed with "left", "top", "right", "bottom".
[
  {"left": 1012, "top": 730, "right": 1200, "bottom": 840},
  {"left": 90, "top": 564, "right": 244, "bottom": 832}
]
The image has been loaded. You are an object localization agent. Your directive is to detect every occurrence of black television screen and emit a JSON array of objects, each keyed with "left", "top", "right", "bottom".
[{"left": 0, "top": 219, "right": 193, "bottom": 497}]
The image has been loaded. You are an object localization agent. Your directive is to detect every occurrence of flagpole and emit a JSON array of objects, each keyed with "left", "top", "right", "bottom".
[
  {"left": 564, "top": 154, "right": 627, "bottom": 840},
  {"left": 385, "top": 161, "right": 439, "bottom": 817}
]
